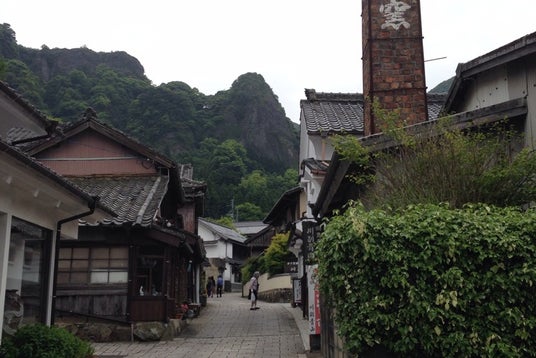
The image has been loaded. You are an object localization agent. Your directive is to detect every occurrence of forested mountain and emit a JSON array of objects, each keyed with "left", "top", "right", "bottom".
[
  {"left": 429, "top": 77, "right": 454, "bottom": 93},
  {"left": 0, "top": 23, "right": 300, "bottom": 220}
]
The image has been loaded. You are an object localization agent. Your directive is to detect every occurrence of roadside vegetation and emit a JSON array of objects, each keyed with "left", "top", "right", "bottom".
[
  {"left": 319, "top": 104, "right": 536, "bottom": 356},
  {"left": 241, "top": 232, "right": 294, "bottom": 283},
  {"left": 0, "top": 324, "right": 94, "bottom": 358}
]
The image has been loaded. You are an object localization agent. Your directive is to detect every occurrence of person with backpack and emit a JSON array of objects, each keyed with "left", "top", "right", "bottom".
[{"left": 216, "top": 275, "right": 224, "bottom": 297}]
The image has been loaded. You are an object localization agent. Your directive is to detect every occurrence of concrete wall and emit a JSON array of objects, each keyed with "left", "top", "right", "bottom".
[{"left": 242, "top": 273, "right": 292, "bottom": 302}]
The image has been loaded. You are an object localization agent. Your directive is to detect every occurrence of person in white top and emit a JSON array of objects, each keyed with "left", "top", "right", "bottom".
[{"left": 249, "top": 271, "right": 260, "bottom": 310}]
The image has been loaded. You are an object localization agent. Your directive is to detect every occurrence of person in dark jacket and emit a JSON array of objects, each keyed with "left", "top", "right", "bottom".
[
  {"left": 206, "top": 276, "right": 215, "bottom": 298},
  {"left": 216, "top": 275, "right": 224, "bottom": 297}
]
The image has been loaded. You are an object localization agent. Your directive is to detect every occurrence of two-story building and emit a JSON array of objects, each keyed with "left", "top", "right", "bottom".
[
  {"left": 0, "top": 82, "right": 112, "bottom": 340},
  {"left": 198, "top": 218, "right": 249, "bottom": 292},
  {"left": 25, "top": 109, "right": 206, "bottom": 324}
]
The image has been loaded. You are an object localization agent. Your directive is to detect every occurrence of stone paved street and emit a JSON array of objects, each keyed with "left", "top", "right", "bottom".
[{"left": 92, "top": 292, "right": 312, "bottom": 358}]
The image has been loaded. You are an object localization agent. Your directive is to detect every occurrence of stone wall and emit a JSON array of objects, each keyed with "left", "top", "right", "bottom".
[
  {"left": 258, "top": 288, "right": 293, "bottom": 303},
  {"left": 57, "top": 318, "right": 189, "bottom": 342}
]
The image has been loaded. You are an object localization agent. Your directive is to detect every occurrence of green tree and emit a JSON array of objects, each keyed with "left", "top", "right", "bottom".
[
  {"left": 235, "top": 202, "right": 263, "bottom": 221},
  {"left": 259, "top": 232, "right": 293, "bottom": 276},
  {"left": 203, "top": 139, "right": 248, "bottom": 217},
  {"left": 0, "top": 23, "right": 19, "bottom": 59},
  {"left": 4, "top": 59, "right": 44, "bottom": 107}
]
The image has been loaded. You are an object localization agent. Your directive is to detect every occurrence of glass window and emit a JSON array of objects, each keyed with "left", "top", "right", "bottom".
[
  {"left": 4, "top": 217, "right": 50, "bottom": 333},
  {"left": 58, "top": 247, "right": 128, "bottom": 285},
  {"left": 135, "top": 247, "right": 164, "bottom": 296}
]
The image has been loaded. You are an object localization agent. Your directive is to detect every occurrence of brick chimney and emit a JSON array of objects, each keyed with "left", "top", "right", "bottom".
[{"left": 362, "top": 0, "right": 428, "bottom": 135}]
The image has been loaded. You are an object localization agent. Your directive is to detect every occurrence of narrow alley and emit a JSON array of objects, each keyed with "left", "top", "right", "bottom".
[{"left": 92, "top": 292, "right": 315, "bottom": 358}]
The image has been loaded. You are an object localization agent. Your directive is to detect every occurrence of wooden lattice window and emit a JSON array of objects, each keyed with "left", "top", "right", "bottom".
[{"left": 58, "top": 247, "right": 128, "bottom": 284}]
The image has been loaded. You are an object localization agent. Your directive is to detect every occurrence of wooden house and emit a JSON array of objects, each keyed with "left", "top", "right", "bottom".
[
  {"left": 0, "top": 82, "right": 112, "bottom": 340},
  {"left": 26, "top": 109, "right": 206, "bottom": 323}
]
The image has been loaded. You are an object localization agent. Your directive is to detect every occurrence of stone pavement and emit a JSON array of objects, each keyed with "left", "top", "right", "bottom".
[{"left": 92, "top": 292, "right": 321, "bottom": 358}]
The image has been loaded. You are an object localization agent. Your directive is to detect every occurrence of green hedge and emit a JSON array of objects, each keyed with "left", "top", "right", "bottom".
[
  {"left": 0, "top": 324, "right": 94, "bottom": 358},
  {"left": 317, "top": 202, "right": 536, "bottom": 357}
]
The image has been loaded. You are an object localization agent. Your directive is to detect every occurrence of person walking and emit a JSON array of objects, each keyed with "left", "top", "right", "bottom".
[
  {"left": 209, "top": 276, "right": 216, "bottom": 297},
  {"left": 216, "top": 275, "right": 224, "bottom": 297},
  {"left": 249, "top": 271, "right": 260, "bottom": 310},
  {"left": 206, "top": 276, "right": 214, "bottom": 298}
]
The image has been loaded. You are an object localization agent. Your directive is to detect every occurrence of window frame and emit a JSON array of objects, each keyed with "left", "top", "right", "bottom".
[{"left": 58, "top": 246, "right": 129, "bottom": 286}]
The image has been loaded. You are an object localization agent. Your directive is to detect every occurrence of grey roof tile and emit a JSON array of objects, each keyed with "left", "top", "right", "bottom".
[
  {"left": 427, "top": 93, "right": 447, "bottom": 121},
  {"left": 199, "top": 218, "right": 248, "bottom": 244},
  {"left": 72, "top": 175, "right": 168, "bottom": 227},
  {"left": 6, "top": 127, "right": 40, "bottom": 143},
  {"left": 301, "top": 90, "right": 364, "bottom": 135},
  {"left": 303, "top": 158, "right": 330, "bottom": 173},
  {"left": 301, "top": 89, "right": 447, "bottom": 134}
]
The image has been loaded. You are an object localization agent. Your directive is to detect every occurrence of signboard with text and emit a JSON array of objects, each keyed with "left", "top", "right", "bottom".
[
  {"left": 293, "top": 278, "right": 302, "bottom": 304},
  {"left": 306, "top": 264, "right": 320, "bottom": 334},
  {"left": 302, "top": 221, "right": 320, "bottom": 263},
  {"left": 285, "top": 261, "right": 299, "bottom": 274}
]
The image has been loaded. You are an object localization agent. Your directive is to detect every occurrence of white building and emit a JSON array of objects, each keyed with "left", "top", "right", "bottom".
[{"left": 197, "top": 218, "right": 249, "bottom": 291}]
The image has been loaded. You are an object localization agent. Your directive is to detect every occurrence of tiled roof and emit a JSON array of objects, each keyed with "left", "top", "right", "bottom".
[
  {"left": 181, "top": 176, "right": 207, "bottom": 198},
  {"left": 0, "top": 81, "right": 57, "bottom": 135},
  {"left": 6, "top": 127, "right": 41, "bottom": 143},
  {"left": 427, "top": 93, "right": 447, "bottom": 120},
  {"left": 301, "top": 89, "right": 447, "bottom": 134},
  {"left": 72, "top": 175, "right": 168, "bottom": 227},
  {"left": 234, "top": 221, "right": 268, "bottom": 236},
  {"left": 301, "top": 90, "right": 364, "bottom": 135},
  {"left": 302, "top": 158, "right": 329, "bottom": 174},
  {"left": 199, "top": 218, "right": 248, "bottom": 244}
]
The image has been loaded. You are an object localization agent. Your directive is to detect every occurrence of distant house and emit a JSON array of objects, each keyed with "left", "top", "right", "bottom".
[
  {"left": 235, "top": 221, "right": 271, "bottom": 257},
  {"left": 26, "top": 109, "right": 206, "bottom": 323},
  {"left": 198, "top": 218, "right": 248, "bottom": 290},
  {"left": 234, "top": 221, "right": 268, "bottom": 239},
  {"left": 0, "top": 82, "right": 112, "bottom": 340}
]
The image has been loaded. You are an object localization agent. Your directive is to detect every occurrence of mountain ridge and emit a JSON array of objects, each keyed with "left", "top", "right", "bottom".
[{"left": 0, "top": 23, "right": 300, "bottom": 219}]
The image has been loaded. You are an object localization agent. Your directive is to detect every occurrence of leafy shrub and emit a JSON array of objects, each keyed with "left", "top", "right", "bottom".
[
  {"left": 317, "top": 202, "right": 536, "bottom": 357},
  {"left": 259, "top": 232, "right": 293, "bottom": 276},
  {"left": 241, "top": 231, "right": 293, "bottom": 283},
  {"left": 241, "top": 257, "right": 261, "bottom": 285},
  {"left": 0, "top": 324, "right": 94, "bottom": 358}
]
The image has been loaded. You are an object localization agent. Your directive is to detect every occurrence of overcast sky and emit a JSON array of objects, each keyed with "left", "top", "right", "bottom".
[{"left": 3, "top": 0, "right": 536, "bottom": 123}]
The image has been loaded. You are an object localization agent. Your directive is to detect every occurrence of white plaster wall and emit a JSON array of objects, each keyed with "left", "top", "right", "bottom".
[
  {"left": 458, "top": 59, "right": 536, "bottom": 149},
  {"left": 242, "top": 272, "right": 292, "bottom": 295},
  {"left": 197, "top": 223, "right": 218, "bottom": 242},
  {"left": 299, "top": 119, "right": 309, "bottom": 165},
  {"left": 198, "top": 224, "right": 236, "bottom": 283},
  {"left": 459, "top": 66, "right": 510, "bottom": 112},
  {"left": 300, "top": 129, "right": 334, "bottom": 164}
]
